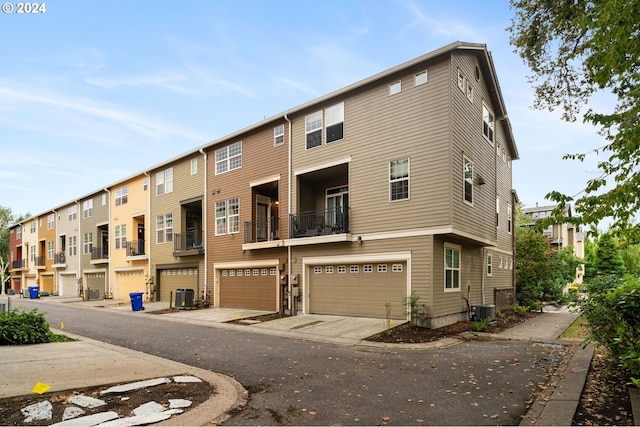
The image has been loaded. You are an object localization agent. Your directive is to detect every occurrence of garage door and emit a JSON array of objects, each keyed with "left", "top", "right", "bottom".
[
  {"left": 159, "top": 267, "right": 198, "bottom": 302},
  {"left": 86, "top": 272, "right": 107, "bottom": 298},
  {"left": 309, "top": 262, "right": 407, "bottom": 319},
  {"left": 220, "top": 267, "right": 277, "bottom": 311},
  {"left": 115, "top": 270, "right": 145, "bottom": 300},
  {"left": 61, "top": 274, "right": 77, "bottom": 297},
  {"left": 40, "top": 274, "right": 54, "bottom": 294}
]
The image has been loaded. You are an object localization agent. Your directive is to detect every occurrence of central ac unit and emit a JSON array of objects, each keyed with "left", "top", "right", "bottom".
[{"left": 473, "top": 304, "right": 496, "bottom": 321}]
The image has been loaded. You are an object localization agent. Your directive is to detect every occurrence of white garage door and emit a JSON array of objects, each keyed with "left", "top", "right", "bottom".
[
  {"left": 61, "top": 274, "right": 77, "bottom": 297},
  {"left": 309, "top": 262, "right": 407, "bottom": 319}
]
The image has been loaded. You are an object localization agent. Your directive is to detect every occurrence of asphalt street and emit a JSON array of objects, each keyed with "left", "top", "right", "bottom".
[{"left": 12, "top": 299, "right": 569, "bottom": 426}]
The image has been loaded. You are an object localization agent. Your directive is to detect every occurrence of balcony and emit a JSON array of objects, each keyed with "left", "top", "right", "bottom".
[
  {"left": 244, "top": 217, "right": 280, "bottom": 243},
  {"left": 35, "top": 256, "right": 46, "bottom": 270},
  {"left": 125, "top": 239, "right": 147, "bottom": 260},
  {"left": 53, "top": 252, "right": 67, "bottom": 269},
  {"left": 91, "top": 246, "right": 109, "bottom": 264},
  {"left": 289, "top": 207, "right": 350, "bottom": 238},
  {"left": 11, "top": 259, "right": 26, "bottom": 271},
  {"left": 173, "top": 232, "right": 204, "bottom": 257}
]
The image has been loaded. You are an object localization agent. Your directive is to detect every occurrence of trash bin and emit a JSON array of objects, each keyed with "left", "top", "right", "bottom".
[
  {"left": 28, "top": 286, "right": 39, "bottom": 299},
  {"left": 129, "top": 292, "right": 144, "bottom": 311},
  {"left": 175, "top": 288, "right": 194, "bottom": 309}
]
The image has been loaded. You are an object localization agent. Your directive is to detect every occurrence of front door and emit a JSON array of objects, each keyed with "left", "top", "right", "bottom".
[{"left": 256, "top": 195, "right": 270, "bottom": 241}]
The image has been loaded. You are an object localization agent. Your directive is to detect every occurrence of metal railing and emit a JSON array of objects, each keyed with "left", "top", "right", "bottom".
[
  {"left": 174, "top": 232, "right": 204, "bottom": 252},
  {"left": 11, "top": 259, "right": 26, "bottom": 269},
  {"left": 125, "top": 239, "right": 145, "bottom": 256},
  {"left": 54, "top": 252, "right": 66, "bottom": 264},
  {"left": 244, "top": 217, "right": 279, "bottom": 243},
  {"left": 289, "top": 207, "right": 349, "bottom": 238},
  {"left": 34, "top": 256, "right": 45, "bottom": 267},
  {"left": 91, "top": 246, "right": 109, "bottom": 260}
]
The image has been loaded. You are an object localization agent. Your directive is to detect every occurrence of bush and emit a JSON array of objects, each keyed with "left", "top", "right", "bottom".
[
  {"left": 576, "top": 274, "right": 640, "bottom": 387},
  {"left": 0, "top": 308, "right": 55, "bottom": 345}
]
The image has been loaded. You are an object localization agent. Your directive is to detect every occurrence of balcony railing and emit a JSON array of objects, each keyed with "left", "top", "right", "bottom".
[
  {"left": 35, "top": 256, "right": 45, "bottom": 267},
  {"left": 11, "top": 259, "right": 26, "bottom": 269},
  {"left": 244, "top": 217, "right": 279, "bottom": 243},
  {"left": 174, "top": 232, "right": 204, "bottom": 253},
  {"left": 54, "top": 252, "right": 66, "bottom": 264},
  {"left": 289, "top": 207, "right": 350, "bottom": 238},
  {"left": 91, "top": 246, "right": 109, "bottom": 260},
  {"left": 126, "top": 240, "right": 145, "bottom": 257}
]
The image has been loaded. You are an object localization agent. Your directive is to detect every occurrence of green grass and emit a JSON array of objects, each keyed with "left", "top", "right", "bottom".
[
  {"left": 560, "top": 315, "right": 589, "bottom": 341},
  {"left": 49, "top": 334, "right": 77, "bottom": 343}
]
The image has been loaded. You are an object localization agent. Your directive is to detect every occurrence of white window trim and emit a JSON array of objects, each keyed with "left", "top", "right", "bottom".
[
  {"left": 463, "top": 157, "right": 473, "bottom": 205},
  {"left": 487, "top": 253, "right": 493, "bottom": 276},
  {"left": 444, "top": 243, "right": 461, "bottom": 292},
  {"left": 191, "top": 158, "right": 198, "bottom": 175},
  {"left": 274, "top": 124, "right": 285, "bottom": 147},
  {"left": 305, "top": 111, "right": 323, "bottom": 150},
  {"left": 389, "top": 157, "right": 410, "bottom": 202},
  {"left": 482, "top": 102, "right": 495, "bottom": 145},
  {"left": 389, "top": 80, "right": 401, "bottom": 95},
  {"left": 414, "top": 70, "right": 428, "bottom": 86}
]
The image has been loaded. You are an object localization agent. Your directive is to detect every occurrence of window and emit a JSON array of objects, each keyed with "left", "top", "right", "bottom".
[
  {"left": 325, "top": 266, "right": 334, "bottom": 274},
  {"left": 457, "top": 69, "right": 464, "bottom": 90},
  {"left": 30, "top": 245, "right": 35, "bottom": 262},
  {"left": 216, "top": 141, "right": 242, "bottom": 174},
  {"left": 82, "top": 199, "right": 93, "bottom": 218},
  {"left": 389, "top": 81, "right": 401, "bottom": 95},
  {"left": 363, "top": 265, "right": 373, "bottom": 273},
  {"left": 507, "top": 157, "right": 512, "bottom": 169},
  {"left": 156, "top": 214, "right": 173, "bottom": 243},
  {"left": 47, "top": 214, "right": 54, "bottom": 229},
  {"left": 69, "top": 236, "right": 77, "bottom": 256},
  {"left": 30, "top": 221, "right": 36, "bottom": 233},
  {"left": 143, "top": 178, "right": 148, "bottom": 192},
  {"left": 68, "top": 206, "right": 77, "bottom": 222},
  {"left": 215, "top": 198, "right": 240, "bottom": 235},
  {"left": 392, "top": 264, "right": 403, "bottom": 272},
  {"left": 482, "top": 103, "right": 495, "bottom": 143},
  {"left": 350, "top": 265, "right": 359, "bottom": 273},
  {"left": 496, "top": 198, "right": 500, "bottom": 228},
  {"left": 314, "top": 266, "right": 322, "bottom": 274},
  {"left": 377, "top": 264, "right": 388, "bottom": 273},
  {"left": 115, "top": 186, "right": 128, "bottom": 206},
  {"left": 487, "top": 254, "right": 493, "bottom": 276},
  {"left": 83, "top": 232, "right": 93, "bottom": 255},
  {"left": 156, "top": 168, "right": 174, "bottom": 195},
  {"left": 191, "top": 158, "right": 198, "bottom": 175},
  {"left": 507, "top": 203, "right": 512, "bottom": 234},
  {"left": 47, "top": 241, "right": 54, "bottom": 259},
  {"left": 325, "top": 102, "right": 344, "bottom": 143},
  {"left": 415, "top": 70, "right": 428, "bottom": 86},
  {"left": 337, "top": 266, "right": 347, "bottom": 273},
  {"left": 390, "top": 158, "right": 409, "bottom": 201},
  {"left": 274, "top": 124, "right": 284, "bottom": 146},
  {"left": 305, "top": 110, "right": 323, "bottom": 149},
  {"left": 445, "top": 245, "right": 461, "bottom": 291},
  {"left": 16, "top": 226, "right": 21, "bottom": 240},
  {"left": 466, "top": 81, "right": 473, "bottom": 102},
  {"left": 102, "top": 193, "right": 107, "bottom": 205},
  {"left": 464, "top": 158, "right": 473, "bottom": 204},
  {"left": 114, "top": 225, "right": 126, "bottom": 249}
]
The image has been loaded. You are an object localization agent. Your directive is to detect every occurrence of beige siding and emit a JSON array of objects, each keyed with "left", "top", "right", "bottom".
[
  {"left": 150, "top": 152, "right": 205, "bottom": 301},
  {"left": 290, "top": 57, "right": 453, "bottom": 234}
]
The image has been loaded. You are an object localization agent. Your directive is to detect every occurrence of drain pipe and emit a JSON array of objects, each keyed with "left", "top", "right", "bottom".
[
  {"left": 199, "top": 148, "right": 208, "bottom": 306},
  {"left": 284, "top": 113, "right": 292, "bottom": 315},
  {"left": 481, "top": 247, "right": 486, "bottom": 305}
]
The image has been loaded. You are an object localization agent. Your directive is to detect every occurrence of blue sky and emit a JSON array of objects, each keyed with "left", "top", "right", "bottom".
[{"left": 0, "top": 0, "right": 612, "bottom": 220}]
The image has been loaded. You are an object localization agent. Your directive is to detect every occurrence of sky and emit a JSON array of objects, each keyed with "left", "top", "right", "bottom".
[{"left": 0, "top": 0, "right": 614, "bottom": 221}]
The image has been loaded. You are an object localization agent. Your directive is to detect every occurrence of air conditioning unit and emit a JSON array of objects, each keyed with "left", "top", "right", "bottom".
[
  {"left": 175, "top": 288, "right": 195, "bottom": 309},
  {"left": 473, "top": 304, "right": 496, "bottom": 321}
]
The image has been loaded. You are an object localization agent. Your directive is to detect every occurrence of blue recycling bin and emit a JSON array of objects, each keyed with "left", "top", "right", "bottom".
[
  {"left": 129, "top": 292, "right": 144, "bottom": 311},
  {"left": 28, "top": 286, "right": 39, "bottom": 299}
]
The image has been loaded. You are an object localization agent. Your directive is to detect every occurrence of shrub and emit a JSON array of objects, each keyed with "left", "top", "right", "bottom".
[
  {"left": 0, "top": 308, "right": 55, "bottom": 345},
  {"left": 576, "top": 274, "right": 640, "bottom": 386}
]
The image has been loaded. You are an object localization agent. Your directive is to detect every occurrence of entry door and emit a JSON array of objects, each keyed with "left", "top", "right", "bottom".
[
  {"left": 256, "top": 195, "right": 270, "bottom": 241},
  {"left": 137, "top": 224, "right": 145, "bottom": 255},
  {"left": 326, "top": 186, "right": 348, "bottom": 229}
]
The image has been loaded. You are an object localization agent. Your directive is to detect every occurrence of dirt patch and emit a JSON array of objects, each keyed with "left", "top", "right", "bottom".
[{"left": 0, "top": 377, "right": 215, "bottom": 426}]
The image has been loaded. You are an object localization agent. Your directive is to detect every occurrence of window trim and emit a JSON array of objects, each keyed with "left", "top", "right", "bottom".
[
  {"left": 191, "top": 158, "right": 198, "bottom": 175},
  {"left": 389, "top": 157, "right": 410, "bottom": 202},
  {"left": 305, "top": 110, "right": 323, "bottom": 150},
  {"left": 83, "top": 199, "right": 93, "bottom": 218},
  {"left": 274, "top": 124, "right": 285, "bottom": 147},
  {"left": 215, "top": 141, "right": 243, "bottom": 175},
  {"left": 389, "top": 80, "right": 402, "bottom": 95},
  {"left": 463, "top": 157, "right": 473, "bottom": 205},
  {"left": 482, "top": 103, "right": 495, "bottom": 145},
  {"left": 215, "top": 198, "right": 240, "bottom": 236},
  {"left": 114, "top": 186, "right": 128, "bottom": 206},
  {"left": 507, "top": 203, "right": 513, "bottom": 234},
  {"left": 487, "top": 253, "right": 493, "bottom": 276},
  {"left": 444, "top": 243, "right": 461, "bottom": 292},
  {"left": 414, "top": 70, "right": 428, "bottom": 86}
]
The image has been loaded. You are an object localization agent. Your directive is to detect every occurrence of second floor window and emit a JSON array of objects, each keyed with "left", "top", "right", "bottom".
[
  {"left": 83, "top": 232, "right": 93, "bottom": 255},
  {"left": 156, "top": 213, "right": 173, "bottom": 244},
  {"left": 215, "top": 197, "right": 240, "bottom": 235},
  {"left": 115, "top": 225, "right": 126, "bottom": 249},
  {"left": 47, "top": 241, "right": 54, "bottom": 259},
  {"left": 216, "top": 141, "right": 242, "bottom": 175},
  {"left": 115, "top": 186, "right": 128, "bottom": 206},
  {"left": 83, "top": 200, "right": 93, "bottom": 218},
  {"left": 389, "top": 158, "right": 409, "bottom": 201}
]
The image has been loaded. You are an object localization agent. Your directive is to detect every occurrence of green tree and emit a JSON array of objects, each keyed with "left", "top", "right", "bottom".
[
  {"left": 595, "top": 232, "right": 626, "bottom": 277},
  {"left": 509, "top": 0, "right": 640, "bottom": 235},
  {"left": 582, "top": 235, "right": 599, "bottom": 282},
  {"left": 0, "top": 206, "right": 30, "bottom": 288}
]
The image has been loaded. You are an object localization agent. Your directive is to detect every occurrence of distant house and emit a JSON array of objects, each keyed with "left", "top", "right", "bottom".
[{"left": 522, "top": 203, "right": 585, "bottom": 285}]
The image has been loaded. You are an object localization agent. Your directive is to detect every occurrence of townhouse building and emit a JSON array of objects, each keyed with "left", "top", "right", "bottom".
[
  {"left": 149, "top": 151, "right": 206, "bottom": 304},
  {"left": 10, "top": 218, "right": 40, "bottom": 295},
  {"left": 53, "top": 201, "right": 80, "bottom": 297},
  {"left": 7, "top": 41, "right": 518, "bottom": 328},
  {"left": 8, "top": 223, "right": 23, "bottom": 293},
  {"left": 80, "top": 191, "right": 110, "bottom": 299}
]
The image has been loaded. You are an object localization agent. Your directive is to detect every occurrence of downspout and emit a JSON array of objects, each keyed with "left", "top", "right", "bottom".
[
  {"left": 103, "top": 189, "right": 111, "bottom": 298},
  {"left": 144, "top": 171, "right": 151, "bottom": 301},
  {"left": 52, "top": 209, "right": 57, "bottom": 295},
  {"left": 481, "top": 247, "right": 486, "bottom": 305},
  {"left": 284, "top": 113, "right": 292, "bottom": 315},
  {"left": 199, "top": 148, "right": 207, "bottom": 305},
  {"left": 75, "top": 200, "right": 81, "bottom": 298}
]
